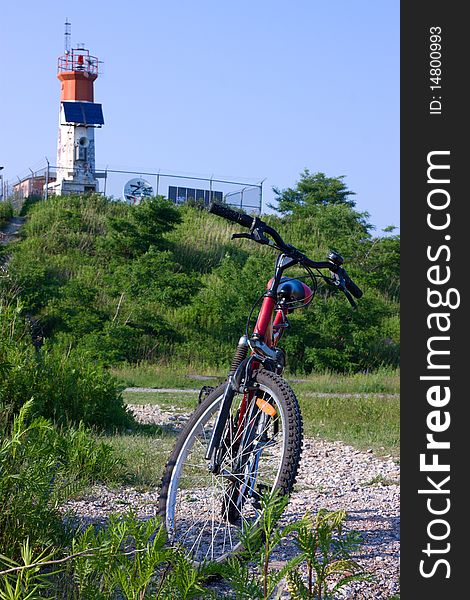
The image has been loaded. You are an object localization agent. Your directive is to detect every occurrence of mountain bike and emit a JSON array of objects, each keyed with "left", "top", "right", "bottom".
[{"left": 158, "top": 202, "right": 362, "bottom": 563}]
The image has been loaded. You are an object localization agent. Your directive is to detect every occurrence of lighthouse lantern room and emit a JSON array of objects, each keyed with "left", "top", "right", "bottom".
[{"left": 49, "top": 21, "right": 104, "bottom": 196}]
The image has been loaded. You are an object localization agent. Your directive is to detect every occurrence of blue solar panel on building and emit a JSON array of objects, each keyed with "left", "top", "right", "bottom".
[
  {"left": 62, "top": 102, "right": 83, "bottom": 123},
  {"left": 83, "top": 103, "right": 104, "bottom": 125},
  {"left": 62, "top": 102, "right": 105, "bottom": 125}
]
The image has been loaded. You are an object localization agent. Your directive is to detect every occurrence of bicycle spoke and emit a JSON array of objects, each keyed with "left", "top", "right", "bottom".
[{"left": 161, "top": 377, "right": 298, "bottom": 563}]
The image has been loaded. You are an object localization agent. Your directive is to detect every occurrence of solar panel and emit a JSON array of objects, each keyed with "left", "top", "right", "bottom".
[
  {"left": 62, "top": 102, "right": 104, "bottom": 125},
  {"left": 62, "top": 102, "right": 83, "bottom": 123},
  {"left": 83, "top": 103, "right": 104, "bottom": 125}
]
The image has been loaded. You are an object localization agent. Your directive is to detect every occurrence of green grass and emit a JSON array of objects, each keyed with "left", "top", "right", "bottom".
[
  {"left": 298, "top": 394, "right": 399, "bottom": 458},
  {"left": 98, "top": 428, "right": 177, "bottom": 489},
  {"left": 122, "top": 382, "right": 399, "bottom": 453},
  {"left": 106, "top": 367, "right": 400, "bottom": 488},
  {"left": 113, "top": 363, "right": 400, "bottom": 394},
  {"left": 111, "top": 363, "right": 225, "bottom": 390},
  {"left": 123, "top": 391, "right": 198, "bottom": 411},
  {"left": 0, "top": 201, "right": 14, "bottom": 225},
  {"left": 290, "top": 367, "right": 399, "bottom": 394},
  {"left": 100, "top": 392, "right": 199, "bottom": 489}
]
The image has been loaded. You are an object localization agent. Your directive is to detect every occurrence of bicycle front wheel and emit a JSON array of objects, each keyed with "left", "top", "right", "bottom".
[{"left": 158, "top": 369, "right": 303, "bottom": 563}]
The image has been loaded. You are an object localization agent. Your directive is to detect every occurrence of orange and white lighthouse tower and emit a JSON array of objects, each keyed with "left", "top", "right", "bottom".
[{"left": 49, "top": 21, "right": 104, "bottom": 195}]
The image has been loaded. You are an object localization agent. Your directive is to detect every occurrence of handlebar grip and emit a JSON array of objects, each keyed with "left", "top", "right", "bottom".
[
  {"left": 209, "top": 202, "right": 254, "bottom": 229},
  {"left": 345, "top": 276, "right": 363, "bottom": 299}
]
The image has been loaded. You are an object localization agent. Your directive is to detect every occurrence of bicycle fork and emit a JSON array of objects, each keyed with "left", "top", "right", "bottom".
[{"left": 205, "top": 377, "right": 237, "bottom": 472}]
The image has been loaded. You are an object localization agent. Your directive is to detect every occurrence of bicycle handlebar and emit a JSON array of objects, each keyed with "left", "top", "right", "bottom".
[
  {"left": 343, "top": 272, "right": 363, "bottom": 299},
  {"left": 209, "top": 202, "right": 254, "bottom": 228},
  {"left": 208, "top": 202, "right": 363, "bottom": 300}
]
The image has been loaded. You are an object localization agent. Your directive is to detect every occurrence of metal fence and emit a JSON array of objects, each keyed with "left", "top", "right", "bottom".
[{"left": 5, "top": 163, "right": 263, "bottom": 215}]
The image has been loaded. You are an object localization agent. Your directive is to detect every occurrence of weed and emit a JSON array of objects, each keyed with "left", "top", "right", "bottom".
[
  {"left": 0, "top": 402, "right": 119, "bottom": 559},
  {"left": 218, "top": 491, "right": 369, "bottom": 600}
]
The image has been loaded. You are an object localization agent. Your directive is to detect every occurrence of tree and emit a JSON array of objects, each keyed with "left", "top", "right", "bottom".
[
  {"left": 101, "top": 196, "right": 181, "bottom": 259},
  {"left": 271, "top": 169, "right": 356, "bottom": 214}
]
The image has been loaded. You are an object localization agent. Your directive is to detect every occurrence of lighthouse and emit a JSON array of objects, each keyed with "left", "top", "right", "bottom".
[{"left": 49, "top": 21, "right": 104, "bottom": 196}]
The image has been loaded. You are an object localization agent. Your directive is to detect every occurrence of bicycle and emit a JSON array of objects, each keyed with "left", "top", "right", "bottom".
[{"left": 158, "top": 202, "right": 362, "bottom": 563}]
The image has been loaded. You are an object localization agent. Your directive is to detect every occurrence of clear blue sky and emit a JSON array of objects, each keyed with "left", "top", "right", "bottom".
[{"left": 1, "top": 0, "right": 399, "bottom": 232}]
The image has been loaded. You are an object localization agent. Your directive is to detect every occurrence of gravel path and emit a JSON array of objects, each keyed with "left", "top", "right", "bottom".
[
  {"left": 124, "top": 386, "right": 399, "bottom": 399},
  {"left": 63, "top": 403, "right": 400, "bottom": 599},
  {"left": 1, "top": 216, "right": 25, "bottom": 274},
  {"left": 0, "top": 216, "right": 25, "bottom": 245}
]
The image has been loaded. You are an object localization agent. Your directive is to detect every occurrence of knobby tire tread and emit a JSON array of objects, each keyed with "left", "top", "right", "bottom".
[{"left": 158, "top": 369, "right": 303, "bottom": 521}]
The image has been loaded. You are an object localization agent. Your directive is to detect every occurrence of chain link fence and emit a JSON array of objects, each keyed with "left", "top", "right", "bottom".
[{"left": 4, "top": 164, "right": 263, "bottom": 215}]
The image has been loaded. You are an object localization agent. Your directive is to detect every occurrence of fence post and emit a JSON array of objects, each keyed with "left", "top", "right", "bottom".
[
  {"left": 104, "top": 167, "right": 108, "bottom": 196},
  {"left": 259, "top": 179, "right": 265, "bottom": 214},
  {"left": 45, "top": 158, "right": 49, "bottom": 200}
]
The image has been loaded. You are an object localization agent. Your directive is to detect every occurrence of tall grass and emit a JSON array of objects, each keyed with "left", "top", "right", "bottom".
[
  {"left": 0, "top": 201, "right": 14, "bottom": 225},
  {"left": 111, "top": 361, "right": 225, "bottom": 389},
  {"left": 112, "top": 362, "right": 399, "bottom": 394},
  {"left": 0, "top": 401, "right": 120, "bottom": 558},
  {"left": 299, "top": 394, "right": 400, "bottom": 457},
  {"left": 2, "top": 195, "right": 399, "bottom": 372},
  {"left": 0, "top": 302, "right": 131, "bottom": 430}
]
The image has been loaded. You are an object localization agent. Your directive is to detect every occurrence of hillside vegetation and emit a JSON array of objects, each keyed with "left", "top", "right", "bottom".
[
  {"left": 0, "top": 201, "right": 14, "bottom": 225},
  {"left": 0, "top": 174, "right": 398, "bottom": 597},
  {"left": 1, "top": 172, "right": 399, "bottom": 373}
]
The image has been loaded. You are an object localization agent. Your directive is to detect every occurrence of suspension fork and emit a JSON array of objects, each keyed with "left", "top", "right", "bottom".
[
  {"left": 205, "top": 257, "right": 289, "bottom": 473},
  {"left": 205, "top": 356, "right": 254, "bottom": 472},
  {"left": 205, "top": 379, "right": 236, "bottom": 472}
]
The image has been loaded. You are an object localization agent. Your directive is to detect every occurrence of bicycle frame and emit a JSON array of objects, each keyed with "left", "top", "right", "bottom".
[
  {"left": 205, "top": 252, "right": 299, "bottom": 472},
  {"left": 160, "top": 203, "right": 363, "bottom": 558}
]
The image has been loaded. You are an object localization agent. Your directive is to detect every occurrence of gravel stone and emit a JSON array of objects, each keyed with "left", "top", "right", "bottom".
[{"left": 62, "top": 403, "right": 400, "bottom": 599}]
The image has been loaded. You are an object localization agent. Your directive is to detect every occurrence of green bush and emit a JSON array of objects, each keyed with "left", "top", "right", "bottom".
[
  {"left": 215, "top": 491, "right": 369, "bottom": 599},
  {"left": 0, "top": 401, "right": 119, "bottom": 558},
  {"left": 0, "top": 487, "right": 369, "bottom": 599},
  {"left": 0, "top": 302, "right": 131, "bottom": 430},
  {"left": 0, "top": 201, "right": 14, "bottom": 224},
  {"left": 1, "top": 179, "right": 400, "bottom": 373}
]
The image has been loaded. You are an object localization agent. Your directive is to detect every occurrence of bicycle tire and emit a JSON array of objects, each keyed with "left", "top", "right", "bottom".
[{"left": 158, "top": 369, "right": 303, "bottom": 563}]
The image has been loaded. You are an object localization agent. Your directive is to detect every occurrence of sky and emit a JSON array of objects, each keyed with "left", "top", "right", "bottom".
[{"left": 1, "top": 0, "right": 399, "bottom": 232}]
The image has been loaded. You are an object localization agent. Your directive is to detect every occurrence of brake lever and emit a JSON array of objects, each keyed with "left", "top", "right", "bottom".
[
  {"left": 231, "top": 233, "right": 253, "bottom": 241},
  {"left": 231, "top": 227, "right": 271, "bottom": 245},
  {"left": 328, "top": 269, "right": 358, "bottom": 310}
]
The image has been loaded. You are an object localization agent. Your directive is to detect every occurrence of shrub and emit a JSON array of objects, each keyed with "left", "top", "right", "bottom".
[
  {"left": 0, "top": 201, "right": 14, "bottom": 224},
  {"left": 0, "top": 302, "right": 131, "bottom": 430},
  {"left": 2, "top": 187, "right": 400, "bottom": 373},
  {"left": 216, "top": 491, "right": 369, "bottom": 599},
  {"left": 0, "top": 512, "right": 212, "bottom": 599},
  {"left": 0, "top": 402, "right": 119, "bottom": 558}
]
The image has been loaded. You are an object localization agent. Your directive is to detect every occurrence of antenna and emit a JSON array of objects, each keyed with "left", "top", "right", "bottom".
[{"left": 64, "top": 18, "right": 71, "bottom": 54}]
